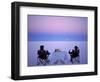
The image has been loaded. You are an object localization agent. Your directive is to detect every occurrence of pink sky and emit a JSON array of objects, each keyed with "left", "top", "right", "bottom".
[{"left": 28, "top": 15, "right": 88, "bottom": 35}]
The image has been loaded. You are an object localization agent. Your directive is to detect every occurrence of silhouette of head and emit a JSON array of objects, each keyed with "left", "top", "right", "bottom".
[
  {"left": 40, "top": 45, "right": 44, "bottom": 50},
  {"left": 74, "top": 46, "right": 78, "bottom": 50}
]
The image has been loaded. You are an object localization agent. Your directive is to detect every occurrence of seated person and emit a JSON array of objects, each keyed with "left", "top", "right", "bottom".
[
  {"left": 37, "top": 45, "right": 50, "bottom": 65},
  {"left": 69, "top": 46, "right": 80, "bottom": 64}
]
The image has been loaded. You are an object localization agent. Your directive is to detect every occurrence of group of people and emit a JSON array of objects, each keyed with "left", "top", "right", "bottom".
[{"left": 37, "top": 45, "right": 80, "bottom": 65}]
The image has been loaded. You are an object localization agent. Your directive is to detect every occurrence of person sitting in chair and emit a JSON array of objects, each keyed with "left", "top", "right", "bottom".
[
  {"left": 69, "top": 46, "right": 80, "bottom": 64},
  {"left": 37, "top": 45, "right": 50, "bottom": 65}
]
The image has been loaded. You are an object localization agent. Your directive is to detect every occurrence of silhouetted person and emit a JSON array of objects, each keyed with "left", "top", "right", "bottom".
[
  {"left": 69, "top": 46, "right": 80, "bottom": 63},
  {"left": 37, "top": 45, "right": 50, "bottom": 65}
]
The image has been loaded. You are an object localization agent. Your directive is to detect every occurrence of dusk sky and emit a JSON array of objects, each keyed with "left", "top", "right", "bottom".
[{"left": 28, "top": 15, "right": 88, "bottom": 41}]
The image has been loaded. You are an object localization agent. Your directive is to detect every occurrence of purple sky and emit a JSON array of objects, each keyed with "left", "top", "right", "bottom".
[
  {"left": 28, "top": 15, "right": 88, "bottom": 41},
  {"left": 28, "top": 15, "right": 88, "bottom": 35}
]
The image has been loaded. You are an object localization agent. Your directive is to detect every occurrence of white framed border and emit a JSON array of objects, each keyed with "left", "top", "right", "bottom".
[{"left": 20, "top": 6, "right": 95, "bottom": 76}]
